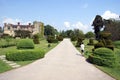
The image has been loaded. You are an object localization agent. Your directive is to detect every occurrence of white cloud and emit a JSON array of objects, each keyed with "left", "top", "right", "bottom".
[
  {"left": 63, "top": 21, "right": 91, "bottom": 33},
  {"left": 64, "top": 21, "right": 71, "bottom": 28},
  {"left": 72, "top": 22, "right": 88, "bottom": 31},
  {"left": 102, "top": 10, "right": 119, "bottom": 19}
]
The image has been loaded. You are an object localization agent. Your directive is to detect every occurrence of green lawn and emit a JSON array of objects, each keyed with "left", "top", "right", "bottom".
[
  {"left": 0, "top": 60, "right": 12, "bottom": 73},
  {"left": 72, "top": 39, "right": 120, "bottom": 80},
  {"left": 0, "top": 39, "right": 59, "bottom": 73}
]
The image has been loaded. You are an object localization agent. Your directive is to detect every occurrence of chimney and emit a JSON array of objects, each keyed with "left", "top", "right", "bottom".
[
  {"left": 29, "top": 23, "right": 31, "bottom": 26},
  {"left": 18, "top": 22, "right": 20, "bottom": 25},
  {"left": 4, "top": 23, "right": 7, "bottom": 26}
]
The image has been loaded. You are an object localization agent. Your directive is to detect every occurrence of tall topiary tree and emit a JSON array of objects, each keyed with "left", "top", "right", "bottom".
[
  {"left": 33, "top": 34, "right": 40, "bottom": 44},
  {"left": 94, "top": 31, "right": 114, "bottom": 50},
  {"left": 92, "top": 15, "right": 104, "bottom": 40}
]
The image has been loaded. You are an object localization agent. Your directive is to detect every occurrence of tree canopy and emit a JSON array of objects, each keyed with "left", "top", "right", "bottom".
[{"left": 44, "top": 25, "right": 58, "bottom": 36}]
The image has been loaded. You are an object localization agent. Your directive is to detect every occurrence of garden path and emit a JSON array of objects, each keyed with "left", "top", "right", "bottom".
[{"left": 0, "top": 39, "right": 115, "bottom": 80}]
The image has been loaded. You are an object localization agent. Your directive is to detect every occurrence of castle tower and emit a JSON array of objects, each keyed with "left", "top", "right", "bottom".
[{"left": 33, "top": 21, "right": 44, "bottom": 36}]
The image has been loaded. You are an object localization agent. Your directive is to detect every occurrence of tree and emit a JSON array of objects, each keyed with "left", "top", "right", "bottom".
[
  {"left": 73, "top": 29, "right": 84, "bottom": 38},
  {"left": 92, "top": 15, "right": 104, "bottom": 40},
  {"left": 104, "top": 19, "right": 120, "bottom": 41},
  {"left": 44, "top": 25, "right": 58, "bottom": 36},
  {"left": 85, "top": 31, "right": 95, "bottom": 38},
  {"left": 59, "top": 30, "right": 67, "bottom": 38}
]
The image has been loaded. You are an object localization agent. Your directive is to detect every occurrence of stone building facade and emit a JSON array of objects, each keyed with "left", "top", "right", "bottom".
[{"left": 3, "top": 21, "right": 44, "bottom": 37}]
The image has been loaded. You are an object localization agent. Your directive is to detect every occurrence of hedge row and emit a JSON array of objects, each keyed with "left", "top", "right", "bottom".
[
  {"left": 0, "top": 39, "right": 16, "bottom": 48},
  {"left": 113, "top": 41, "right": 120, "bottom": 49},
  {"left": 6, "top": 50, "right": 45, "bottom": 61}
]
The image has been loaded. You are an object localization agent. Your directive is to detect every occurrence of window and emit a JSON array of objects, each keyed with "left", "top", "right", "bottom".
[{"left": 8, "top": 26, "right": 10, "bottom": 30}]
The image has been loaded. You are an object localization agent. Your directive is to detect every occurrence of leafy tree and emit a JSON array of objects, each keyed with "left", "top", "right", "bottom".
[
  {"left": 66, "top": 30, "right": 74, "bottom": 38},
  {"left": 85, "top": 31, "right": 95, "bottom": 38},
  {"left": 44, "top": 25, "right": 58, "bottom": 36},
  {"left": 59, "top": 30, "right": 67, "bottom": 38},
  {"left": 104, "top": 19, "right": 120, "bottom": 41},
  {"left": 92, "top": 15, "right": 104, "bottom": 40},
  {"left": 73, "top": 29, "right": 84, "bottom": 38}
]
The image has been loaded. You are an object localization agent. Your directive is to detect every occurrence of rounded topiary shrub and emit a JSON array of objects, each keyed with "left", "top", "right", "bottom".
[
  {"left": 94, "top": 41, "right": 104, "bottom": 49},
  {"left": 6, "top": 50, "right": 45, "bottom": 61},
  {"left": 88, "top": 48, "right": 115, "bottom": 67},
  {"left": 100, "top": 31, "right": 111, "bottom": 39},
  {"left": 17, "top": 39, "right": 34, "bottom": 49},
  {"left": 33, "top": 34, "right": 40, "bottom": 44},
  {"left": 87, "top": 38, "right": 94, "bottom": 45},
  {"left": 113, "top": 41, "right": 120, "bottom": 49},
  {"left": 57, "top": 35, "right": 63, "bottom": 41}
]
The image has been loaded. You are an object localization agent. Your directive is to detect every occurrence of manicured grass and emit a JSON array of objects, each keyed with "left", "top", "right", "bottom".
[
  {"left": 72, "top": 39, "right": 120, "bottom": 80},
  {"left": 0, "top": 39, "right": 59, "bottom": 73},
  {"left": 0, "top": 60, "right": 12, "bottom": 73},
  {"left": 96, "top": 66, "right": 120, "bottom": 80}
]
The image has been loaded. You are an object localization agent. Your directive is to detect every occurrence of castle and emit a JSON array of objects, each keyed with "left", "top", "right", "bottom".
[{"left": 3, "top": 21, "right": 44, "bottom": 37}]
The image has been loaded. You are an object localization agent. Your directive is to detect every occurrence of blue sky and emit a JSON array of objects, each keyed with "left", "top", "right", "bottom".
[{"left": 0, "top": 0, "right": 120, "bottom": 33}]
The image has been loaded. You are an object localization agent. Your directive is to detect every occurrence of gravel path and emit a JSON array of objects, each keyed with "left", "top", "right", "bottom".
[{"left": 0, "top": 39, "right": 115, "bottom": 80}]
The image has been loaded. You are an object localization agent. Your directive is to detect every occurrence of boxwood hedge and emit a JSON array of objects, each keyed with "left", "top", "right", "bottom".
[
  {"left": 17, "top": 39, "right": 34, "bottom": 49},
  {"left": 113, "top": 41, "right": 120, "bottom": 49},
  {"left": 88, "top": 48, "right": 115, "bottom": 67},
  {"left": 6, "top": 50, "right": 45, "bottom": 61}
]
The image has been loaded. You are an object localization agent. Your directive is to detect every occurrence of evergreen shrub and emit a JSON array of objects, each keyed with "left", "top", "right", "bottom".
[
  {"left": 47, "top": 35, "right": 58, "bottom": 43},
  {"left": 33, "top": 34, "right": 40, "bottom": 44},
  {"left": 6, "top": 50, "right": 45, "bottom": 61},
  {"left": 17, "top": 39, "right": 34, "bottom": 49},
  {"left": 87, "top": 38, "right": 94, "bottom": 45},
  {"left": 88, "top": 48, "right": 115, "bottom": 67},
  {"left": 113, "top": 41, "right": 120, "bottom": 49}
]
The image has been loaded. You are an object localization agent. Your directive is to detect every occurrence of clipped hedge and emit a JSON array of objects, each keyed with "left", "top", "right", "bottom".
[
  {"left": 113, "top": 41, "right": 120, "bottom": 49},
  {"left": 6, "top": 50, "right": 45, "bottom": 61},
  {"left": 33, "top": 34, "right": 40, "bottom": 44},
  {"left": 87, "top": 38, "right": 94, "bottom": 45},
  {"left": 100, "top": 31, "right": 111, "bottom": 39},
  {"left": 94, "top": 41, "right": 104, "bottom": 49},
  {"left": 88, "top": 48, "right": 115, "bottom": 67},
  {"left": 0, "top": 39, "right": 16, "bottom": 48},
  {"left": 17, "top": 39, "right": 34, "bottom": 49}
]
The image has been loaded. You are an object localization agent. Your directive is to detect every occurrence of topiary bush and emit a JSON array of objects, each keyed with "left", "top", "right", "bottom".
[
  {"left": 57, "top": 35, "right": 63, "bottom": 41},
  {"left": 87, "top": 38, "right": 94, "bottom": 45},
  {"left": 33, "top": 34, "right": 40, "bottom": 44},
  {"left": 88, "top": 48, "right": 115, "bottom": 67},
  {"left": 6, "top": 50, "right": 45, "bottom": 61},
  {"left": 17, "top": 39, "right": 34, "bottom": 49},
  {"left": 94, "top": 41, "right": 104, "bottom": 49},
  {"left": 76, "top": 37, "right": 84, "bottom": 47},
  {"left": 0, "top": 39, "right": 16, "bottom": 48},
  {"left": 113, "top": 41, "right": 120, "bottom": 49},
  {"left": 100, "top": 31, "right": 111, "bottom": 39}
]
